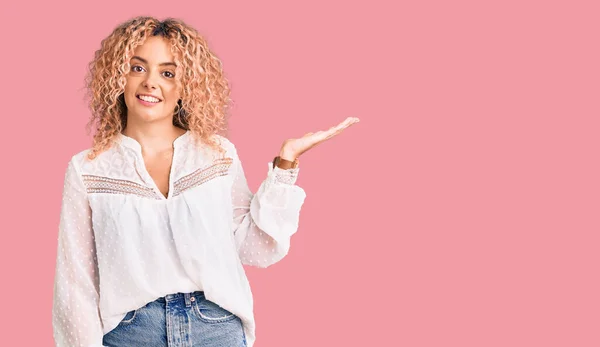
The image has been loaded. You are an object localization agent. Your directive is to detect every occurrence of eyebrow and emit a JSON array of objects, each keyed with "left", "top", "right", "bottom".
[{"left": 131, "top": 56, "right": 177, "bottom": 67}]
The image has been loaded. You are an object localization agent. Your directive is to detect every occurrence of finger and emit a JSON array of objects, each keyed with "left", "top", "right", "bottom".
[
  {"left": 313, "top": 127, "right": 345, "bottom": 145},
  {"left": 345, "top": 117, "right": 360, "bottom": 127},
  {"left": 309, "top": 117, "right": 359, "bottom": 145},
  {"left": 339, "top": 116, "right": 358, "bottom": 126},
  {"left": 323, "top": 121, "right": 357, "bottom": 141},
  {"left": 326, "top": 122, "right": 346, "bottom": 135},
  {"left": 308, "top": 127, "right": 350, "bottom": 149},
  {"left": 333, "top": 118, "right": 351, "bottom": 130},
  {"left": 334, "top": 117, "right": 359, "bottom": 131},
  {"left": 317, "top": 117, "right": 358, "bottom": 137},
  {"left": 325, "top": 119, "right": 356, "bottom": 136}
]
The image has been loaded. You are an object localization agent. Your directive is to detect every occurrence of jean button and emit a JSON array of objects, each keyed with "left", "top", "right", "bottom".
[{"left": 190, "top": 297, "right": 195, "bottom": 302}]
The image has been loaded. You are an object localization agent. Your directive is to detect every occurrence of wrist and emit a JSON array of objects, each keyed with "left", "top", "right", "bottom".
[
  {"left": 273, "top": 155, "right": 299, "bottom": 169},
  {"left": 279, "top": 148, "right": 297, "bottom": 162}
]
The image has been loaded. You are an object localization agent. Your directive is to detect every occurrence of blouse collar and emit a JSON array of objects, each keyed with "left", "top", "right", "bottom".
[{"left": 117, "top": 130, "right": 190, "bottom": 152}]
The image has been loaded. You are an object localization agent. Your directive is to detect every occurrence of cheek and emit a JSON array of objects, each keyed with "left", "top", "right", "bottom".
[
  {"left": 123, "top": 90, "right": 138, "bottom": 108},
  {"left": 165, "top": 84, "right": 180, "bottom": 99},
  {"left": 124, "top": 77, "right": 136, "bottom": 92},
  {"left": 164, "top": 87, "right": 180, "bottom": 105},
  {"left": 123, "top": 82, "right": 137, "bottom": 102}
]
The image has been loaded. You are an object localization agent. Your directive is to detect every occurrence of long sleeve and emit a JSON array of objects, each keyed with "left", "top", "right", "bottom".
[
  {"left": 52, "top": 159, "right": 105, "bottom": 347},
  {"left": 230, "top": 146, "right": 307, "bottom": 268}
]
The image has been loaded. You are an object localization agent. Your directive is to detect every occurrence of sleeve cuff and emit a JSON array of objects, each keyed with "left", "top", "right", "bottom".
[{"left": 268, "top": 161, "right": 300, "bottom": 185}]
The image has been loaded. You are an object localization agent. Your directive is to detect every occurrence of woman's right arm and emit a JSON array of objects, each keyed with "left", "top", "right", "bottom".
[{"left": 52, "top": 158, "right": 105, "bottom": 347}]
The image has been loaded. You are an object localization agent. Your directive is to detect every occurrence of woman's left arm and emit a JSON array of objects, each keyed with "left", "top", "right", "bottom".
[
  {"left": 231, "top": 145, "right": 306, "bottom": 268},
  {"left": 231, "top": 116, "right": 359, "bottom": 268}
]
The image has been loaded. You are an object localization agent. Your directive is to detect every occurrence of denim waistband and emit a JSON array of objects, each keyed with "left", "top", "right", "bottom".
[{"left": 156, "top": 291, "right": 205, "bottom": 303}]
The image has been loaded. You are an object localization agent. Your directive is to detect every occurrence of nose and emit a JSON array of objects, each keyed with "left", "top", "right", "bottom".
[
  {"left": 142, "top": 73, "right": 158, "bottom": 90},
  {"left": 143, "top": 80, "right": 157, "bottom": 90}
]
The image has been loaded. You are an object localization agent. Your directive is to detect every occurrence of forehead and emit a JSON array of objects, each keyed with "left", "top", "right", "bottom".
[{"left": 132, "top": 36, "right": 174, "bottom": 62}]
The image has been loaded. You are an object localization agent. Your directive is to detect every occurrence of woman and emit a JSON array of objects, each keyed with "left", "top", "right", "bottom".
[{"left": 52, "top": 16, "right": 358, "bottom": 347}]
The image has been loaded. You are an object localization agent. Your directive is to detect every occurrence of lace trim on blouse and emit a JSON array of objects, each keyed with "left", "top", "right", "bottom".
[
  {"left": 81, "top": 157, "right": 234, "bottom": 199},
  {"left": 82, "top": 175, "right": 160, "bottom": 199},
  {"left": 172, "top": 157, "right": 233, "bottom": 197}
]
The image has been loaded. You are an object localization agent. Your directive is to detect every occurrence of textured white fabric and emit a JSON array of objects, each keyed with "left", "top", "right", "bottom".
[{"left": 52, "top": 131, "right": 306, "bottom": 347}]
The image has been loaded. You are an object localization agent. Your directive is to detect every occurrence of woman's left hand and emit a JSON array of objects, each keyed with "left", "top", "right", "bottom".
[{"left": 279, "top": 117, "right": 360, "bottom": 160}]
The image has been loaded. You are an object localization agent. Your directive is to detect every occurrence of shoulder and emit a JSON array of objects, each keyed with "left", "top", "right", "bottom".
[
  {"left": 212, "top": 134, "right": 236, "bottom": 151},
  {"left": 58, "top": 149, "right": 92, "bottom": 185},
  {"left": 207, "top": 134, "right": 239, "bottom": 159},
  {"left": 66, "top": 149, "right": 91, "bottom": 171},
  {"left": 65, "top": 144, "right": 119, "bottom": 176},
  {"left": 181, "top": 133, "right": 239, "bottom": 169}
]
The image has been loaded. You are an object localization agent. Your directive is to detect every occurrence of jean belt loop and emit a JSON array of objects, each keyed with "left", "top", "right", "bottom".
[{"left": 184, "top": 292, "right": 192, "bottom": 307}]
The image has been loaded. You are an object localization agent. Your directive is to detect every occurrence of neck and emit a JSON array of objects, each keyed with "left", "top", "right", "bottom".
[{"left": 122, "top": 119, "right": 186, "bottom": 155}]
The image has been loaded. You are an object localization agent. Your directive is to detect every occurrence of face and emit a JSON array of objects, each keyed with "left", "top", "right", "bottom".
[{"left": 123, "top": 36, "right": 180, "bottom": 125}]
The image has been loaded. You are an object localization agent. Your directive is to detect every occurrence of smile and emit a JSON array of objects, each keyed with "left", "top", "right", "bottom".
[{"left": 137, "top": 95, "right": 161, "bottom": 103}]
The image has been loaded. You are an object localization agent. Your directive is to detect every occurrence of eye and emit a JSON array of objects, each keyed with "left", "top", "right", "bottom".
[
  {"left": 163, "top": 71, "right": 175, "bottom": 78},
  {"left": 131, "top": 65, "right": 145, "bottom": 73}
]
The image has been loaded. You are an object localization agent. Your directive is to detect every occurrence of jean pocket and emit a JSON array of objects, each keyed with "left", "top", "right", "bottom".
[
  {"left": 118, "top": 308, "right": 139, "bottom": 326},
  {"left": 192, "top": 298, "right": 237, "bottom": 323}
]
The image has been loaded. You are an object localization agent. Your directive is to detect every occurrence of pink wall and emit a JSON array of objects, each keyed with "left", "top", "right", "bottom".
[{"left": 1, "top": 0, "right": 598, "bottom": 346}]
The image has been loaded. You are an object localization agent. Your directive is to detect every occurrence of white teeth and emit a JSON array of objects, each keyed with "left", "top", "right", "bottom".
[{"left": 138, "top": 95, "right": 160, "bottom": 103}]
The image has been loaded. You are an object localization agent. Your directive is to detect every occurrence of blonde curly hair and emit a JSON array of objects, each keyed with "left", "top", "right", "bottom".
[{"left": 84, "top": 16, "right": 231, "bottom": 160}]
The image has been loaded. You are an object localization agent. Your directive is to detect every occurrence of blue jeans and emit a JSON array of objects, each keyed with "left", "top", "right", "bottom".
[{"left": 102, "top": 291, "right": 247, "bottom": 347}]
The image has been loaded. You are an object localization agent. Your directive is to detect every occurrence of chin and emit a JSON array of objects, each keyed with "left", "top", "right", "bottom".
[{"left": 129, "top": 110, "right": 166, "bottom": 123}]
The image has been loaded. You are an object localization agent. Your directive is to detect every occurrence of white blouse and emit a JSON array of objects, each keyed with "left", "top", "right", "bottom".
[{"left": 52, "top": 131, "right": 306, "bottom": 347}]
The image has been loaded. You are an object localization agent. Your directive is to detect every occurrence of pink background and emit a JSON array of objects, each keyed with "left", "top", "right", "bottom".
[{"left": 0, "top": 0, "right": 598, "bottom": 346}]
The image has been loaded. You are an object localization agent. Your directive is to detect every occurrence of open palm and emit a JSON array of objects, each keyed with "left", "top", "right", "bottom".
[{"left": 280, "top": 117, "right": 360, "bottom": 160}]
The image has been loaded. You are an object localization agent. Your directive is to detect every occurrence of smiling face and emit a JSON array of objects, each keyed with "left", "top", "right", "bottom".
[{"left": 123, "top": 36, "right": 180, "bottom": 126}]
